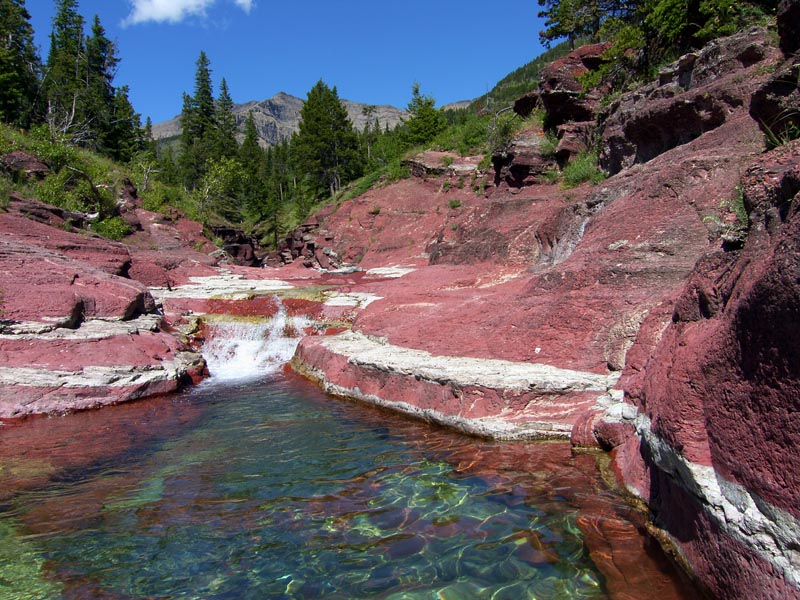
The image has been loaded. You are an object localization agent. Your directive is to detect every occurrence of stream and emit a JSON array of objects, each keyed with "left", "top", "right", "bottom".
[{"left": 0, "top": 313, "right": 698, "bottom": 599}]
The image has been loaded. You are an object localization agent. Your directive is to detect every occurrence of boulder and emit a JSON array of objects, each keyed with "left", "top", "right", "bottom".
[
  {"left": 1, "top": 151, "right": 50, "bottom": 181},
  {"left": 555, "top": 121, "right": 596, "bottom": 163},
  {"left": 538, "top": 42, "right": 609, "bottom": 128},
  {"left": 207, "top": 225, "right": 260, "bottom": 266},
  {"left": 750, "top": 61, "right": 800, "bottom": 147},
  {"left": 513, "top": 90, "right": 540, "bottom": 118},
  {"left": 491, "top": 127, "right": 558, "bottom": 188}
]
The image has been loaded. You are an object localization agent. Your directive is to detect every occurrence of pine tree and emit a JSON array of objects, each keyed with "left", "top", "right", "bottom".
[
  {"left": 212, "top": 77, "right": 238, "bottom": 159},
  {"left": 104, "top": 85, "right": 141, "bottom": 163},
  {"left": 538, "top": 0, "right": 595, "bottom": 48},
  {"left": 292, "top": 79, "right": 362, "bottom": 199},
  {"left": 42, "top": 0, "right": 86, "bottom": 138},
  {"left": 85, "top": 14, "right": 119, "bottom": 151},
  {"left": 0, "top": 0, "right": 40, "bottom": 127},
  {"left": 401, "top": 82, "right": 446, "bottom": 149},
  {"left": 239, "top": 111, "right": 262, "bottom": 168},
  {"left": 179, "top": 50, "right": 216, "bottom": 188}
]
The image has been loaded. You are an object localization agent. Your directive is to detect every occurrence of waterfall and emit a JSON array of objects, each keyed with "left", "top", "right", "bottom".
[{"left": 201, "top": 299, "right": 310, "bottom": 383}]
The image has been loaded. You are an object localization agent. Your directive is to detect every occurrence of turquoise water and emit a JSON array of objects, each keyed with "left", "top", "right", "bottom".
[{"left": 0, "top": 375, "right": 691, "bottom": 599}]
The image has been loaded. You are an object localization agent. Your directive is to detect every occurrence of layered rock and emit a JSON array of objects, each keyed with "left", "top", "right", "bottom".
[
  {"left": 603, "top": 140, "right": 800, "bottom": 598},
  {"left": 491, "top": 126, "right": 558, "bottom": 188},
  {"left": 600, "top": 27, "right": 780, "bottom": 174},
  {"left": 538, "top": 42, "right": 609, "bottom": 128},
  {"left": 0, "top": 197, "right": 210, "bottom": 417},
  {"left": 284, "top": 28, "right": 798, "bottom": 598}
]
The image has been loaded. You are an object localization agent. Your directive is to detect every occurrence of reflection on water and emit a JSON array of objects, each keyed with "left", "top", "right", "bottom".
[{"left": 0, "top": 375, "right": 698, "bottom": 599}]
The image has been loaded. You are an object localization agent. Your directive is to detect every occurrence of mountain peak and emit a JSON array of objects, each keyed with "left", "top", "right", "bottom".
[{"left": 152, "top": 92, "right": 408, "bottom": 148}]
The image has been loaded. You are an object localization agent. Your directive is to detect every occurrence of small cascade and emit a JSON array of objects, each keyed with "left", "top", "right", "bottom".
[{"left": 201, "top": 298, "right": 310, "bottom": 383}]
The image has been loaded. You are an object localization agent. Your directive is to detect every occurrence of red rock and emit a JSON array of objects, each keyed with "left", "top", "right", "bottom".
[
  {"left": 0, "top": 207, "right": 131, "bottom": 275},
  {"left": 538, "top": 42, "right": 610, "bottom": 128},
  {"left": 601, "top": 27, "right": 780, "bottom": 175},
  {"left": 612, "top": 140, "right": 800, "bottom": 596},
  {"left": 0, "top": 235, "right": 152, "bottom": 323},
  {"left": 1, "top": 151, "right": 49, "bottom": 180},
  {"left": 777, "top": 0, "right": 800, "bottom": 55}
]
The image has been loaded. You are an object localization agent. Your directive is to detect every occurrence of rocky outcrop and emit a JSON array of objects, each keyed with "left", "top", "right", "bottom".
[
  {"left": 538, "top": 42, "right": 609, "bottom": 128},
  {"left": 1, "top": 151, "right": 49, "bottom": 180},
  {"left": 294, "top": 330, "right": 620, "bottom": 440},
  {"left": 206, "top": 224, "right": 260, "bottom": 266},
  {"left": 0, "top": 197, "right": 212, "bottom": 416},
  {"left": 600, "top": 27, "right": 780, "bottom": 174},
  {"left": 750, "top": 61, "right": 800, "bottom": 146},
  {"left": 281, "top": 27, "right": 799, "bottom": 598},
  {"left": 778, "top": 0, "right": 800, "bottom": 55},
  {"left": 491, "top": 126, "right": 558, "bottom": 188},
  {"left": 597, "top": 139, "right": 800, "bottom": 599}
]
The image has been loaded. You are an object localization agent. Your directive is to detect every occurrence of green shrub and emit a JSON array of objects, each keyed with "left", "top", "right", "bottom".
[
  {"left": 449, "top": 198, "right": 462, "bottom": 209},
  {"left": 539, "top": 132, "right": 560, "bottom": 157},
  {"left": 488, "top": 111, "right": 521, "bottom": 152},
  {"left": 562, "top": 152, "right": 606, "bottom": 188},
  {"left": 92, "top": 216, "right": 132, "bottom": 241},
  {"left": 29, "top": 126, "right": 77, "bottom": 172},
  {"left": 0, "top": 178, "right": 11, "bottom": 209}
]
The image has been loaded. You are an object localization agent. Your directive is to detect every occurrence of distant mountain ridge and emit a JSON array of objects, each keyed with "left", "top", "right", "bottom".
[{"left": 151, "top": 92, "right": 409, "bottom": 147}]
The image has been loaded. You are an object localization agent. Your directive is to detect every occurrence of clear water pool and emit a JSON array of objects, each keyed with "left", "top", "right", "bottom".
[{"left": 0, "top": 374, "right": 696, "bottom": 599}]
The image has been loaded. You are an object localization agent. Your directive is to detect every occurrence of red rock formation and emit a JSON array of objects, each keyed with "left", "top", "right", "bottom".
[
  {"left": 538, "top": 42, "right": 610, "bottom": 128},
  {"left": 608, "top": 140, "right": 800, "bottom": 598},
  {"left": 601, "top": 27, "right": 779, "bottom": 174},
  {"left": 0, "top": 197, "right": 210, "bottom": 417}
]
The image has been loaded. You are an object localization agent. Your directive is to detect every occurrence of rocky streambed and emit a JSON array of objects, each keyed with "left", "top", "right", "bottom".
[{"left": 2, "top": 14, "right": 800, "bottom": 599}]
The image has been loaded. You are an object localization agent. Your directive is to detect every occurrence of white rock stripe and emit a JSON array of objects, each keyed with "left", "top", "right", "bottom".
[
  {"left": 298, "top": 361, "right": 574, "bottom": 441},
  {"left": 296, "top": 331, "right": 620, "bottom": 440},
  {"left": 609, "top": 406, "right": 800, "bottom": 589},
  {"left": 0, "top": 357, "right": 196, "bottom": 389},
  {"left": 318, "top": 331, "right": 620, "bottom": 393},
  {"left": 151, "top": 274, "right": 294, "bottom": 300},
  {"left": 0, "top": 315, "right": 163, "bottom": 341}
]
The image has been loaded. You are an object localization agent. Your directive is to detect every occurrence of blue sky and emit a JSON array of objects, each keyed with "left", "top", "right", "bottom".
[{"left": 28, "top": 0, "right": 548, "bottom": 124}]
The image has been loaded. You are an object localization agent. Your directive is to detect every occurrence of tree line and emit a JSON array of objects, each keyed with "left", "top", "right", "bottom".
[
  {"left": 1, "top": 0, "right": 452, "bottom": 249},
  {"left": 1, "top": 0, "right": 143, "bottom": 162},
  {"left": 153, "top": 50, "right": 448, "bottom": 247}
]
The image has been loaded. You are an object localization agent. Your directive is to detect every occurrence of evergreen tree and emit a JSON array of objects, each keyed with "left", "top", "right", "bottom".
[
  {"left": 212, "top": 77, "right": 238, "bottom": 159},
  {"left": 183, "top": 50, "right": 215, "bottom": 141},
  {"left": 42, "top": 0, "right": 86, "bottom": 138},
  {"left": 238, "top": 112, "right": 268, "bottom": 222},
  {"left": 538, "top": 0, "right": 602, "bottom": 48},
  {"left": 292, "top": 79, "right": 362, "bottom": 199},
  {"left": 0, "top": 0, "right": 40, "bottom": 127},
  {"left": 239, "top": 111, "right": 262, "bottom": 168},
  {"left": 85, "top": 14, "right": 119, "bottom": 151},
  {"left": 104, "top": 85, "right": 141, "bottom": 163},
  {"left": 179, "top": 51, "right": 216, "bottom": 188},
  {"left": 401, "top": 82, "right": 445, "bottom": 149}
]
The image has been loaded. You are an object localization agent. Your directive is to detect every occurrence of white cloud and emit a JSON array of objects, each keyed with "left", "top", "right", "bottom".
[
  {"left": 233, "top": 0, "right": 254, "bottom": 12},
  {"left": 124, "top": 0, "right": 253, "bottom": 25}
]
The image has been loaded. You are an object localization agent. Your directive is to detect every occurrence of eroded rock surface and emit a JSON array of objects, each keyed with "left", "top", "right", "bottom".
[
  {"left": 601, "top": 27, "right": 780, "bottom": 174},
  {"left": 605, "top": 140, "right": 800, "bottom": 598},
  {"left": 0, "top": 197, "right": 209, "bottom": 417}
]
